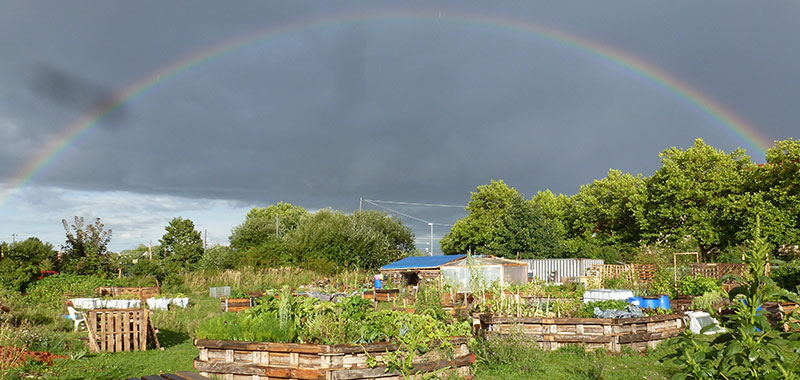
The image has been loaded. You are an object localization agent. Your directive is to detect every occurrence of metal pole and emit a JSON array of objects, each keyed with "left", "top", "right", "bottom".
[{"left": 429, "top": 223, "right": 433, "bottom": 255}]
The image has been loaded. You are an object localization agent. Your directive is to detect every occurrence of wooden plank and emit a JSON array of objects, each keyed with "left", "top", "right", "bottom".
[
  {"left": 123, "top": 310, "right": 131, "bottom": 352},
  {"left": 193, "top": 360, "right": 326, "bottom": 379},
  {"left": 100, "top": 311, "right": 107, "bottom": 352},
  {"left": 167, "top": 371, "right": 214, "bottom": 380},
  {"left": 194, "top": 339, "right": 331, "bottom": 354},
  {"left": 140, "top": 308, "right": 148, "bottom": 351},
  {"left": 141, "top": 376, "right": 167, "bottom": 380},
  {"left": 133, "top": 310, "right": 140, "bottom": 351},
  {"left": 116, "top": 311, "right": 123, "bottom": 352},
  {"left": 87, "top": 311, "right": 100, "bottom": 353},
  {"left": 332, "top": 354, "right": 472, "bottom": 380}
]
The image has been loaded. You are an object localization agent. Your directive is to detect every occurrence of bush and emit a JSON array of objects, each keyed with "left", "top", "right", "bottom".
[
  {"left": 24, "top": 274, "right": 105, "bottom": 310},
  {"left": 677, "top": 275, "right": 723, "bottom": 296},
  {"left": 771, "top": 261, "right": 800, "bottom": 293}
]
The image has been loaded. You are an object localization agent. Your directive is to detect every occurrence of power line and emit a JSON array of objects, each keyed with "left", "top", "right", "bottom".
[
  {"left": 363, "top": 199, "right": 466, "bottom": 208},
  {"left": 362, "top": 199, "right": 430, "bottom": 224}
]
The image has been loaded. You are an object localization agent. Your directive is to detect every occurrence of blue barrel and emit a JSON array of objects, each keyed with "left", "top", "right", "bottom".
[
  {"left": 627, "top": 296, "right": 642, "bottom": 306},
  {"left": 659, "top": 295, "right": 671, "bottom": 310},
  {"left": 640, "top": 297, "right": 660, "bottom": 309}
]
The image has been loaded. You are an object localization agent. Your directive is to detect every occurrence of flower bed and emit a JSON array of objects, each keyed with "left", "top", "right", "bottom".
[
  {"left": 479, "top": 313, "right": 685, "bottom": 353},
  {"left": 194, "top": 337, "right": 472, "bottom": 380}
]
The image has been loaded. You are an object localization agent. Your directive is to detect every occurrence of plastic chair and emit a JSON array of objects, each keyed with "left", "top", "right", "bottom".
[{"left": 67, "top": 306, "right": 87, "bottom": 331}]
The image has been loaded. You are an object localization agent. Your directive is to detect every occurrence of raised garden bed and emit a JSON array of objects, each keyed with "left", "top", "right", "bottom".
[
  {"left": 361, "top": 289, "right": 399, "bottom": 302},
  {"left": 479, "top": 313, "right": 685, "bottom": 353},
  {"left": 193, "top": 337, "right": 471, "bottom": 380},
  {"left": 221, "top": 297, "right": 255, "bottom": 312}
]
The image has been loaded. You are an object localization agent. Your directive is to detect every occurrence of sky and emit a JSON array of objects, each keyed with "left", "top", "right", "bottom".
[{"left": 0, "top": 1, "right": 797, "bottom": 253}]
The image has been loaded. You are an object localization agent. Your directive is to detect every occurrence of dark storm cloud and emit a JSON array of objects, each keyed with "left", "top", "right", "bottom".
[
  {"left": 30, "top": 64, "right": 126, "bottom": 128},
  {"left": 1, "top": 1, "right": 798, "bottom": 247}
]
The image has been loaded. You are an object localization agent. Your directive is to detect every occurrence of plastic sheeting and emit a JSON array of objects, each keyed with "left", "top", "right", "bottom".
[
  {"left": 593, "top": 304, "right": 645, "bottom": 319},
  {"left": 441, "top": 265, "right": 504, "bottom": 292}
]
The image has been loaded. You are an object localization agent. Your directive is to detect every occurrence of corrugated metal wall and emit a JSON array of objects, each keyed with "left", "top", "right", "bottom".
[{"left": 520, "top": 258, "right": 604, "bottom": 283}]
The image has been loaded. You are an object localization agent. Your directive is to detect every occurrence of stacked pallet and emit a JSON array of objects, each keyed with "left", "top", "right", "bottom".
[
  {"left": 480, "top": 313, "right": 685, "bottom": 353},
  {"left": 97, "top": 286, "right": 161, "bottom": 301},
  {"left": 194, "top": 337, "right": 472, "bottom": 380}
]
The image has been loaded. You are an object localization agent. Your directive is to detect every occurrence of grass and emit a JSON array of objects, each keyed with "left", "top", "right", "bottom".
[{"left": 471, "top": 336, "right": 679, "bottom": 380}]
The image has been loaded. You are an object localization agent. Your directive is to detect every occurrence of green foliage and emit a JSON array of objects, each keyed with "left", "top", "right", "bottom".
[
  {"left": 59, "top": 216, "right": 114, "bottom": 276},
  {"left": 23, "top": 274, "right": 105, "bottom": 311},
  {"left": 678, "top": 275, "right": 723, "bottom": 296},
  {"left": 441, "top": 180, "right": 564, "bottom": 258},
  {"left": 285, "top": 209, "right": 414, "bottom": 271},
  {"left": 578, "top": 300, "right": 630, "bottom": 318},
  {"left": 689, "top": 290, "right": 727, "bottom": 314},
  {"left": 770, "top": 261, "right": 800, "bottom": 293},
  {"left": 663, "top": 220, "right": 800, "bottom": 379},
  {"left": 0, "top": 238, "right": 57, "bottom": 291},
  {"left": 198, "top": 245, "right": 237, "bottom": 270},
  {"left": 159, "top": 217, "right": 204, "bottom": 271},
  {"left": 229, "top": 202, "right": 308, "bottom": 251}
]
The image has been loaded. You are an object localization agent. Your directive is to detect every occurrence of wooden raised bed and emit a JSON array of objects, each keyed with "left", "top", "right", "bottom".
[
  {"left": 362, "top": 289, "right": 400, "bottom": 302},
  {"left": 480, "top": 313, "right": 685, "bottom": 353},
  {"left": 96, "top": 286, "right": 161, "bottom": 301},
  {"left": 86, "top": 308, "right": 160, "bottom": 353},
  {"left": 194, "top": 337, "right": 472, "bottom": 380},
  {"left": 221, "top": 298, "right": 255, "bottom": 312}
]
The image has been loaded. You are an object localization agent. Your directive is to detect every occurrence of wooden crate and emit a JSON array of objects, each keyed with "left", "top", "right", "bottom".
[
  {"left": 221, "top": 298, "right": 255, "bottom": 312},
  {"left": 194, "top": 337, "right": 472, "bottom": 380},
  {"left": 86, "top": 308, "right": 159, "bottom": 353},
  {"left": 480, "top": 313, "right": 685, "bottom": 353},
  {"left": 97, "top": 286, "right": 161, "bottom": 301}
]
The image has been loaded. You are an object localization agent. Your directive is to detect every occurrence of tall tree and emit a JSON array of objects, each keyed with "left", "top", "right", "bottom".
[
  {"left": 568, "top": 169, "right": 645, "bottom": 248},
  {"left": 441, "top": 180, "right": 563, "bottom": 257},
  {"left": 640, "top": 139, "right": 751, "bottom": 260},
  {"left": 160, "top": 217, "right": 203, "bottom": 271},
  {"left": 229, "top": 202, "right": 307, "bottom": 251},
  {"left": 60, "top": 216, "right": 113, "bottom": 275}
]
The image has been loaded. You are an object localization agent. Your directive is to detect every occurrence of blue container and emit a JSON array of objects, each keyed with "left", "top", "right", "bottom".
[
  {"left": 627, "top": 296, "right": 643, "bottom": 306},
  {"left": 374, "top": 278, "right": 382, "bottom": 289},
  {"left": 659, "top": 295, "right": 671, "bottom": 310},
  {"left": 639, "top": 297, "right": 660, "bottom": 309}
]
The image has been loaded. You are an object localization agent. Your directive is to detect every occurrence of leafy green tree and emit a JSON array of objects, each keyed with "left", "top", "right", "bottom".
[
  {"left": 230, "top": 202, "right": 307, "bottom": 251},
  {"left": 0, "top": 238, "right": 57, "bottom": 291},
  {"left": 285, "top": 209, "right": 413, "bottom": 271},
  {"left": 441, "top": 180, "right": 563, "bottom": 257},
  {"left": 159, "top": 217, "right": 203, "bottom": 271},
  {"left": 639, "top": 139, "right": 751, "bottom": 260},
  {"left": 568, "top": 169, "right": 645, "bottom": 249},
  {"left": 199, "top": 245, "right": 237, "bottom": 270},
  {"left": 746, "top": 138, "right": 800, "bottom": 250},
  {"left": 60, "top": 216, "right": 114, "bottom": 275}
]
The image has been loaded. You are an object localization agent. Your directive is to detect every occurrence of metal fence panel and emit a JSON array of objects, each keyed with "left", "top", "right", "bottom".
[{"left": 520, "top": 258, "right": 604, "bottom": 283}]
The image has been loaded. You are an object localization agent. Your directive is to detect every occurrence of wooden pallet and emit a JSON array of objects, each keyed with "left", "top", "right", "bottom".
[
  {"left": 194, "top": 337, "right": 472, "bottom": 380},
  {"left": 98, "top": 286, "right": 161, "bottom": 301},
  {"left": 121, "top": 371, "right": 211, "bottom": 380},
  {"left": 86, "top": 308, "right": 160, "bottom": 353}
]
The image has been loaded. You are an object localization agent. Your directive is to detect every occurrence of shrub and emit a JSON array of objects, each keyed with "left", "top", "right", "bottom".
[
  {"left": 771, "top": 261, "right": 800, "bottom": 293},
  {"left": 678, "top": 275, "right": 722, "bottom": 296}
]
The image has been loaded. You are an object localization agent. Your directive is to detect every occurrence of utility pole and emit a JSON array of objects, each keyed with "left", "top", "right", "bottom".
[
  {"left": 428, "top": 223, "right": 434, "bottom": 256},
  {"left": 11, "top": 233, "right": 16, "bottom": 245},
  {"left": 204, "top": 229, "right": 208, "bottom": 252},
  {"left": 359, "top": 197, "right": 362, "bottom": 213},
  {"left": 275, "top": 215, "right": 280, "bottom": 239},
  {"left": 148, "top": 240, "right": 153, "bottom": 262}
]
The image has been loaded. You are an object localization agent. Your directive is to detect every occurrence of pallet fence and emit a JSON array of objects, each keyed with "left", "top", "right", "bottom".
[{"left": 86, "top": 308, "right": 159, "bottom": 353}]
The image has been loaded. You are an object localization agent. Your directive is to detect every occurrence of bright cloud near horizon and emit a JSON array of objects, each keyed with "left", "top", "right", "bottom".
[{"left": 1, "top": 1, "right": 797, "bottom": 253}]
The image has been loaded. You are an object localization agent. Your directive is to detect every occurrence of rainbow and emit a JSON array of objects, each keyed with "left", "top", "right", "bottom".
[{"left": 0, "top": 8, "right": 772, "bottom": 206}]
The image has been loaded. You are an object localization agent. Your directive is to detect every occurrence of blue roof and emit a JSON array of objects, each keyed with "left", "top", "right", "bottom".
[{"left": 380, "top": 255, "right": 466, "bottom": 270}]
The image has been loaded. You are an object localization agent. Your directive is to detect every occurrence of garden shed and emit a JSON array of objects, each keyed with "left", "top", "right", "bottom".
[
  {"left": 380, "top": 255, "right": 466, "bottom": 287},
  {"left": 440, "top": 255, "right": 528, "bottom": 292}
]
